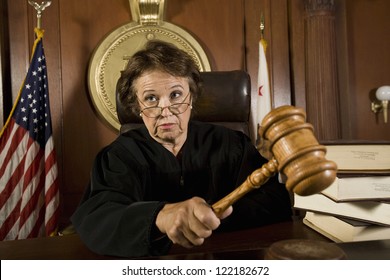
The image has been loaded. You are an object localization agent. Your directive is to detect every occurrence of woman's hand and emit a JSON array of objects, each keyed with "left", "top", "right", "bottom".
[{"left": 155, "top": 197, "right": 233, "bottom": 248}]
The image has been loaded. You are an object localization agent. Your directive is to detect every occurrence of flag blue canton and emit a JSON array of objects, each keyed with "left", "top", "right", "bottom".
[{"left": 13, "top": 40, "right": 52, "bottom": 148}]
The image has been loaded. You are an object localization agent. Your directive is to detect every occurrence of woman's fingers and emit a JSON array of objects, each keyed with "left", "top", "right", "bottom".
[{"left": 155, "top": 197, "right": 234, "bottom": 248}]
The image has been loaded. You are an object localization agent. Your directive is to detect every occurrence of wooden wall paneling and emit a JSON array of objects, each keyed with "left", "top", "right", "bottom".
[
  {"left": 290, "top": 0, "right": 390, "bottom": 141},
  {"left": 7, "top": 1, "right": 30, "bottom": 103},
  {"left": 58, "top": 0, "right": 132, "bottom": 225},
  {"left": 304, "top": 0, "right": 341, "bottom": 140},
  {"left": 334, "top": 0, "right": 353, "bottom": 139},
  {"left": 0, "top": 0, "right": 10, "bottom": 125},
  {"left": 288, "top": 0, "right": 306, "bottom": 109},
  {"left": 287, "top": 0, "right": 343, "bottom": 140},
  {"left": 269, "top": 0, "right": 292, "bottom": 108},
  {"left": 166, "top": 0, "right": 245, "bottom": 71},
  {"left": 341, "top": 0, "right": 390, "bottom": 140},
  {"left": 289, "top": 0, "right": 341, "bottom": 140}
]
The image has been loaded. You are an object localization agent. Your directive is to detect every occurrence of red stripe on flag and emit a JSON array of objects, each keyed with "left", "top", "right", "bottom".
[
  {"left": 45, "top": 197, "right": 60, "bottom": 236},
  {"left": 0, "top": 120, "right": 27, "bottom": 178},
  {"left": 0, "top": 199, "right": 22, "bottom": 240},
  {"left": 27, "top": 202, "right": 46, "bottom": 239},
  {"left": 0, "top": 134, "right": 38, "bottom": 240},
  {"left": 0, "top": 134, "right": 32, "bottom": 209},
  {"left": 0, "top": 119, "right": 16, "bottom": 153},
  {"left": 21, "top": 139, "right": 42, "bottom": 192},
  {"left": 43, "top": 140, "right": 60, "bottom": 235},
  {"left": 18, "top": 149, "right": 45, "bottom": 232}
]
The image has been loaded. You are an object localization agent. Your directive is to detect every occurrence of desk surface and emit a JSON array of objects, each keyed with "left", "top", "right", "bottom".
[{"left": 0, "top": 220, "right": 389, "bottom": 260}]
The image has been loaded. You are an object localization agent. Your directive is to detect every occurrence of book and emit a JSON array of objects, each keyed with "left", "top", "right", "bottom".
[
  {"left": 321, "top": 176, "right": 390, "bottom": 202},
  {"left": 293, "top": 193, "right": 390, "bottom": 225},
  {"left": 324, "top": 143, "right": 390, "bottom": 174},
  {"left": 303, "top": 211, "right": 390, "bottom": 242}
]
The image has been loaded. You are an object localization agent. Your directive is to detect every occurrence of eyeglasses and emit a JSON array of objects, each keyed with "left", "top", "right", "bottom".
[{"left": 138, "top": 93, "right": 192, "bottom": 118}]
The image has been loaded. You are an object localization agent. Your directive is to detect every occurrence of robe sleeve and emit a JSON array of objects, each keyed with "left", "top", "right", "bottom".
[
  {"left": 70, "top": 142, "right": 172, "bottom": 258},
  {"left": 219, "top": 133, "right": 293, "bottom": 231}
]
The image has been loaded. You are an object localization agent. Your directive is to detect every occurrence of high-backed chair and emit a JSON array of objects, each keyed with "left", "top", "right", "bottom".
[{"left": 116, "top": 70, "right": 252, "bottom": 138}]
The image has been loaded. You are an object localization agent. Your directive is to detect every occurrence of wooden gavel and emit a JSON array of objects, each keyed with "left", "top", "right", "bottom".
[{"left": 212, "top": 105, "right": 338, "bottom": 217}]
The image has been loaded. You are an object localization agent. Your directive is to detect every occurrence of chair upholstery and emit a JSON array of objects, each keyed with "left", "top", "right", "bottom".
[{"left": 117, "top": 70, "right": 251, "bottom": 137}]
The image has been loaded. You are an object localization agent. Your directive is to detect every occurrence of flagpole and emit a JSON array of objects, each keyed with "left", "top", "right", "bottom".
[
  {"left": 28, "top": 1, "right": 52, "bottom": 29},
  {"left": 260, "top": 13, "right": 265, "bottom": 40}
]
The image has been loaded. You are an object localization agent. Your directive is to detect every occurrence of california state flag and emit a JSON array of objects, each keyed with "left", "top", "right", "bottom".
[{"left": 256, "top": 38, "right": 271, "bottom": 128}]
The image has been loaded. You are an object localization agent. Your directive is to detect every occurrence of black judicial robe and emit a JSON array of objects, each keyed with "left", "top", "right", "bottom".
[{"left": 71, "top": 121, "right": 292, "bottom": 257}]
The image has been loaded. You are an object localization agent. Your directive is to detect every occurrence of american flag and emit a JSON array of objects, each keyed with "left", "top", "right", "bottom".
[{"left": 0, "top": 28, "right": 59, "bottom": 240}]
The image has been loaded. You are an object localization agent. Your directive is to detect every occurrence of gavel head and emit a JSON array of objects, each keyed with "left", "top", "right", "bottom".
[{"left": 258, "top": 105, "right": 337, "bottom": 196}]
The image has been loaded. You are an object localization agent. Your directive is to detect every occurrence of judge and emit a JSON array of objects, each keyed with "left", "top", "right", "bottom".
[{"left": 71, "top": 40, "right": 292, "bottom": 258}]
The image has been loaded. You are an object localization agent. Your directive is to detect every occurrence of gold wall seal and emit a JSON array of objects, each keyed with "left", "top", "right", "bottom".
[{"left": 88, "top": 0, "right": 211, "bottom": 131}]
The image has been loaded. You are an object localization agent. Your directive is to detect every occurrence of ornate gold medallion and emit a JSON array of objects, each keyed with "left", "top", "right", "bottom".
[{"left": 88, "top": 0, "right": 211, "bottom": 131}]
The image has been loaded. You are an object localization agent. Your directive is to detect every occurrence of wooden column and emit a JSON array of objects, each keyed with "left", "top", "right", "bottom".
[
  {"left": 304, "top": 0, "right": 341, "bottom": 140},
  {"left": 0, "top": 0, "right": 11, "bottom": 125}
]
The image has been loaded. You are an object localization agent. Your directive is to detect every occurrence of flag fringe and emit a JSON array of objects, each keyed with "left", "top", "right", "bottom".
[{"left": 260, "top": 38, "right": 267, "bottom": 53}]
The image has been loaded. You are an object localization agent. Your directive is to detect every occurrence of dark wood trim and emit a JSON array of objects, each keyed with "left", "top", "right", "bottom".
[
  {"left": 334, "top": 0, "right": 353, "bottom": 139},
  {"left": 269, "top": 0, "right": 292, "bottom": 108},
  {"left": 0, "top": 0, "right": 11, "bottom": 126}
]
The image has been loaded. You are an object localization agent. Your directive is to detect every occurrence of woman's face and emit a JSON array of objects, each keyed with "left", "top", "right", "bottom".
[{"left": 134, "top": 70, "right": 192, "bottom": 147}]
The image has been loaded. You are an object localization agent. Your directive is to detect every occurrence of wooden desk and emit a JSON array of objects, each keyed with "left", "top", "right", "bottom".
[
  {"left": 0, "top": 220, "right": 389, "bottom": 260},
  {"left": 166, "top": 219, "right": 330, "bottom": 258}
]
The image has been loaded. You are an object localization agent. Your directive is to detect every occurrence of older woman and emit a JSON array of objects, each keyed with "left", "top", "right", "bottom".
[{"left": 71, "top": 40, "right": 292, "bottom": 258}]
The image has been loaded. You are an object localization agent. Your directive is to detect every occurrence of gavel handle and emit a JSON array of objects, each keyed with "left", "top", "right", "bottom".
[{"left": 212, "top": 158, "right": 279, "bottom": 218}]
